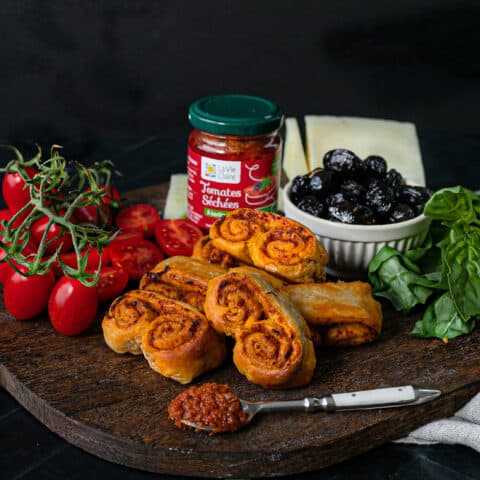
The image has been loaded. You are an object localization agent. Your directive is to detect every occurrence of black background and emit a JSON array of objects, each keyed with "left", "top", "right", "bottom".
[{"left": 1, "top": 0, "right": 479, "bottom": 140}]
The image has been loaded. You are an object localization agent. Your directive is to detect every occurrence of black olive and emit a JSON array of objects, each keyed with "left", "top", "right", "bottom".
[
  {"left": 388, "top": 203, "right": 415, "bottom": 223},
  {"left": 325, "top": 192, "right": 346, "bottom": 207},
  {"left": 366, "top": 185, "right": 395, "bottom": 216},
  {"left": 323, "top": 149, "right": 362, "bottom": 174},
  {"left": 362, "top": 176, "right": 386, "bottom": 191},
  {"left": 340, "top": 179, "right": 366, "bottom": 202},
  {"left": 309, "top": 169, "right": 336, "bottom": 199},
  {"left": 363, "top": 155, "right": 387, "bottom": 177},
  {"left": 328, "top": 200, "right": 357, "bottom": 224},
  {"left": 297, "top": 196, "right": 325, "bottom": 218},
  {"left": 396, "top": 185, "right": 432, "bottom": 206},
  {"left": 384, "top": 169, "right": 404, "bottom": 190},
  {"left": 356, "top": 205, "right": 377, "bottom": 225},
  {"left": 289, "top": 175, "right": 311, "bottom": 204}
]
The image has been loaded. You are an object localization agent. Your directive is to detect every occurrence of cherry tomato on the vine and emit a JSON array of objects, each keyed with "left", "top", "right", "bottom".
[
  {"left": 48, "top": 277, "right": 98, "bottom": 336},
  {"left": 115, "top": 204, "right": 160, "bottom": 238},
  {"left": 95, "top": 265, "right": 129, "bottom": 302},
  {"left": 0, "top": 241, "right": 37, "bottom": 284},
  {"left": 154, "top": 219, "right": 203, "bottom": 257},
  {"left": 4, "top": 267, "right": 55, "bottom": 320},
  {"left": 31, "top": 215, "right": 73, "bottom": 254},
  {"left": 109, "top": 239, "right": 164, "bottom": 280},
  {"left": 2, "top": 166, "right": 37, "bottom": 212},
  {"left": 52, "top": 247, "right": 110, "bottom": 277}
]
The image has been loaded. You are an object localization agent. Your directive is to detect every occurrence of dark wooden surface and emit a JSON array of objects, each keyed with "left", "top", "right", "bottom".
[{"left": 1, "top": 182, "right": 479, "bottom": 478}]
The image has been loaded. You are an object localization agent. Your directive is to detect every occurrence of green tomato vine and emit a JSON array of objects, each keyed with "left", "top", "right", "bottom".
[{"left": 0, "top": 145, "right": 121, "bottom": 286}]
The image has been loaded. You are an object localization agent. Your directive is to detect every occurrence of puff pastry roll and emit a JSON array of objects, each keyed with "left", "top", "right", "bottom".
[
  {"left": 139, "top": 256, "right": 226, "bottom": 312},
  {"left": 102, "top": 290, "right": 169, "bottom": 354},
  {"left": 205, "top": 268, "right": 315, "bottom": 388},
  {"left": 210, "top": 208, "right": 328, "bottom": 283},
  {"left": 192, "top": 235, "right": 239, "bottom": 269},
  {"left": 141, "top": 298, "right": 226, "bottom": 384},
  {"left": 282, "top": 281, "right": 383, "bottom": 347}
]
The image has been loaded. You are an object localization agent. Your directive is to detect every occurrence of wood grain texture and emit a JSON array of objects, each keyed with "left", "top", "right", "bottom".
[{"left": 0, "top": 182, "right": 479, "bottom": 478}]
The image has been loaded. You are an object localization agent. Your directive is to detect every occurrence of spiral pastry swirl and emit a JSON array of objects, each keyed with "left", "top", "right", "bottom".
[
  {"left": 140, "top": 256, "right": 226, "bottom": 312},
  {"left": 192, "top": 235, "right": 239, "bottom": 269},
  {"left": 102, "top": 290, "right": 171, "bottom": 354},
  {"left": 281, "top": 281, "right": 383, "bottom": 347},
  {"left": 205, "top": 270, "right": 265, "bottom": 337},
  {"left": 210, "top": 209, "right": 278, "bottom": 263},
  {"left": 248, "top": 223, "right": 328, "bottom": 283},
  {"left": 209, "top": 208, "right": 328, "bottom": 283},
  {"left": 141, "top": 299, "right": 226, "bottom": 384},
  {"left": 205, "top": 268, "right": 315, "bottom": 388}
]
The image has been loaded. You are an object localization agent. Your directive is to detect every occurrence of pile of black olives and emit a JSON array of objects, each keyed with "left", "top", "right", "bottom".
[{"left": 289, "top": 149, "right": 432, "bottom": 225}]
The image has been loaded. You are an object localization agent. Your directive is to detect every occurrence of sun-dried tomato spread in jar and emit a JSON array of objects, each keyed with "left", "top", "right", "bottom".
[{"left": 187, "top": 94, "right": 284, "bottom": 229}]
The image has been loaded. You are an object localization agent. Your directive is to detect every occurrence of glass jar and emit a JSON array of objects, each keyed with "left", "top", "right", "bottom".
[{"left": 187, "top": 94, "right": 284, "bottom": 229}]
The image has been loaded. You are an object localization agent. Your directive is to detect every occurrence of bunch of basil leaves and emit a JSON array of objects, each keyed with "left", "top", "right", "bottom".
[{"left": 368, "top": 186, "right": 480, "bottom": 340}]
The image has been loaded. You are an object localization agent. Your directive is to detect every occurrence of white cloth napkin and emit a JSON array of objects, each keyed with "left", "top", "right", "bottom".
[{"left": 396, "top": 393, "right": 480, "bottom": 452}]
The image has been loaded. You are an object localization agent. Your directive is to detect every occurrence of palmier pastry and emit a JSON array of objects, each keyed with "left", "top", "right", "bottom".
[
  {"left": 192, "top": 235, "right": 239, "bottom": 269},
  {"left": 209, "top": 208, "right": 328, "bottom": 283},
  {"left": 205, "top": 266, "right": 287, "bottom": 337},
  {"left": 139, "top": 256, "right": 226, "bottom": 312},
  {"left": 282, "top": 281, "right": 383, "bottom": 347},
  {"left": 102, "top": 290, "right": 168, "bottom": 354},
  {"left": 141, "top": 298, "right": 226, "bottom": 384},
  {"left": 205, "top": 269, "right": 315, "bottom": 388}
]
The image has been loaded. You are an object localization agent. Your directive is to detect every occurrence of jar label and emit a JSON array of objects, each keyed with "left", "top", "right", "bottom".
[{"left": 187, "top": 147, "right": 280, "bottom": 229}]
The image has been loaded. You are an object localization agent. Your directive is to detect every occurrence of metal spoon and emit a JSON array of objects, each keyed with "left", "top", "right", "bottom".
[{"left": 181, "top": 385, "right": 441, "bottom": 433}]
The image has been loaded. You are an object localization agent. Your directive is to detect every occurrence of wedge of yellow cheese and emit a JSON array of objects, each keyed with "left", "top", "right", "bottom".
[
  {"left": 283, "top": 117, "right": 309, "bottom": 181},
  {"left": 304, "top": 116, "right": 425, "bottom": 186},
  {"left": 163, "top": 173, "right": 188, "bottom": 219}
]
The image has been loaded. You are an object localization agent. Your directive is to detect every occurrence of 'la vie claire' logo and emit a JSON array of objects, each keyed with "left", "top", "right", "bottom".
[{"left": 201, "top": 159, "right": 241, "bottom": 184}]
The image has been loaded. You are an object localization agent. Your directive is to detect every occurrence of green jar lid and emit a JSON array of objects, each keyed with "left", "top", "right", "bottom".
[{"left": 189, "top": 94, "right": 284, "bottom": 136}]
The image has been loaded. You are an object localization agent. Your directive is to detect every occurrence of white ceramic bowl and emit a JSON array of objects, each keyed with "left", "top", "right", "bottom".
[{"left": 282, "top": 181, "right": 431, "bottom": 277}]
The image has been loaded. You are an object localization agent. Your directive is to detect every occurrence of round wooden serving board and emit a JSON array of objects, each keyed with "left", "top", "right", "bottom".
[{"left": 0, "top": 182, "right": 479, "bottom": 478}]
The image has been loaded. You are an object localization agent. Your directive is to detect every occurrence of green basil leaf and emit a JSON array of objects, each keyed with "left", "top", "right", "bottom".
[
  {"left": 411, "top": 292, "right": 476, "bottom": 339},
  {"left": 368, "top": 246, "right": 438, "bottom": 313},
  {"left": 424, "top": 186, "right": 476, "bottom": 225}
]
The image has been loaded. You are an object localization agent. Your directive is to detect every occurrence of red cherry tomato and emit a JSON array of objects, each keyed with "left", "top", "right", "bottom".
[
  {"left": 52, "top": 247, "right": 110, "bottom": 277},
  {"left": 95, "top": 265, "right": 129, "bottom": 302},
  {"left": 74, "top": 203, "right": 112, "bottom": 226},
  {"left": 2, "top": 166, "right": 37, "bottom": 212},
  {"left": 4, "top": 268, "right": 55, "bottom": 320},
  {"left": 96, "top": 185, "right": 121, "bottom": 206},
  {"left": 115, "top": 204, "right": 160, "bottom": 238},
  {"left": 0, "top": 241, "right": 37, "bottom": 284},
  {"left": 48, "top": 277, "right": 98, "bottom": 336},
  {"left": 107, "top": 230, "right": 144, "bottom": 248},
  {"left": 154, "top": 219, "right": 203, "bottom": 257},
  {"left": 109, "top": 239, "right": 164, "bottom": 280},
  {"left": 31, "top": 216, "right": 73, "bottom": 254}
]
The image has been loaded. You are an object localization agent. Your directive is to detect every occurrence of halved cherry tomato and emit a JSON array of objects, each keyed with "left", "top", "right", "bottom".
[
  {"left": 115, "top": 204, "right": 160, "bottom": 238},
  {"left": 95, "top": 265, "right": 129, "bottom": 302},
  {"left": 2, "top": 166, "right": 37, "bottom": 212},
  {"left": 109, "top": 239, "right": 164, "bottom": 280},
  {"left": 48, "top": 277, "right": 98, "bottom": 336},
  {"left": 52, "top": 247, "right": 110, "bottom": 277},
  {"left": 154, "top": 219, "right": 203, "bottom": 257},
  {"left": 4, "top": 267, "right": 56, "bottom": 320},
  {"left": 107, "top": 230, "right": 144, "bottom": 248},
  {"left": 31, "top": 215, "right": 73, "bottom": 254}
]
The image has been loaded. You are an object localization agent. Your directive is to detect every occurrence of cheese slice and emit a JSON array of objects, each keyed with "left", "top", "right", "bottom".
[
  {"left": 163, "top": 173, "right": 188, "bottom": 219},
  {"left": 305, "top": 116, "right": 425, "bottom": 186},
  {"left": 283, "top": 117, "right": 309, "bottom": 180}
]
